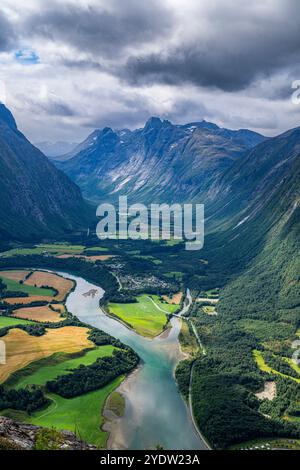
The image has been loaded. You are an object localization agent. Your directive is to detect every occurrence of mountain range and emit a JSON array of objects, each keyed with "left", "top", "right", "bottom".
[
  {"left": 0, "top": 104, "right": 92, "bottom": 242},
  {"left": 54, "top": 117, "right": 265, "bottom": 204},
  {"left": 1, "top": 103, "right": 299, "bottom": 298},
  {"left": 56, "top": 113, "right": 299, "bottom": 324}
]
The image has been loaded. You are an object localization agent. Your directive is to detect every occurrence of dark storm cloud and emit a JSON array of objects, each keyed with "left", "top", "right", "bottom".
[
  {"left": 122, "top": 1, "right": 300, "bottom": 92},
  {"left": 26, "top": 0, "right": 174, "bottom": 59},
  {"left": 0, "top": 11, "right": 16, "bottom": 51}
]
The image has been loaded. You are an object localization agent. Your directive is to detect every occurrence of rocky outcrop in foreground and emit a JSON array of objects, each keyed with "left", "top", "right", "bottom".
[{"left": 0, "top": 417, "right": 96, "bottom": 450}]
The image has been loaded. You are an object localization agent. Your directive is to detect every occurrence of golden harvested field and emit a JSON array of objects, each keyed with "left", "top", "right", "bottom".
[
  {"left": 12, "top": 305, "right": 63, "bottom": 323},
  {"left": 50, "top": 303, "right": 66, "bottom": 314},
  {"left": 25, "top": 271, "right": 74, "bottom": 301},
  {"left": 0, "top": 270, "right": 31, "bottom": 282},
  {"left": 3, "top": 296, "right": 52, "bottom": 305},
  {"left": 162, "top": 292, "right": 183, "bottom": 305},
  {"left": 0, "top": 326, "right": 94, "bottom": 384}
]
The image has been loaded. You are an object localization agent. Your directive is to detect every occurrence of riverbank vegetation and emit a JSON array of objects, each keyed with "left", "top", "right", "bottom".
[
  {"left": 178, "top": 320, "right": 198, "bottom": 357},
  {"left": 105, "top": 391, "right": 125, "bottom": 417}
]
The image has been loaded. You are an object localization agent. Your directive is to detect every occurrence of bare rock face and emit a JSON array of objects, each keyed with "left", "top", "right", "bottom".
[{"left": 0, "top": 416, "right": 96, "bottom": 450}]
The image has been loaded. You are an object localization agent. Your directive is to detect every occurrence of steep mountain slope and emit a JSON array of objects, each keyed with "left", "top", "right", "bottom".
[
  {"left": 202, "top": 127, "right": 300, "bottom": 317},
  {"left": 206, "top": 127, "right": 299, "bottom": 221},
  {"left": 0, "top": 104, "right": 92, "bottom": 242},
  {"left": 189, "top": 128, "right": 300, "bottom": 450},
  {"left": 56, "top": 118, "right": 265, "bottom": 204}
]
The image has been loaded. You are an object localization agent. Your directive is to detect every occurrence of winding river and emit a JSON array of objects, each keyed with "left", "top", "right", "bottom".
[{"left": 59, "top": 272, "right": 207, "bottom": 450}]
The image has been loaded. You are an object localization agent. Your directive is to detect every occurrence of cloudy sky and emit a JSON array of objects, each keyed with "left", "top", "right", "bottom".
[{"left": 0, "top": 0, "right": 300, "bottom": 142}]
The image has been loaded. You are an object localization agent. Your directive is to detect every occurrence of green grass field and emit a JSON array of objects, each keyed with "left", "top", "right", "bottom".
[
  {"left": 253, "top": 350, "right": 300, "bottom": 383},
  {"left": 285, "top": 357, "right": 300, "bottom": 376},
  {"left": 0, "top": 275, "right": 55, "bottom": 297},
  {"left": 8, "top": 375, "right": 124, "bottom": 448},
  {"left": 0, "top": 247, "right": 45, "bottom": 257},
  {"left": 12, "top": 346, "right": 116, "bottom": 389},
  {"left": 38, "top": 244, "right": 85, "bottom": 252},
  {"left": 83, "top": 246, "right": 108, "bottom": 252},
  {"left": 1, "top": 345, "right": 122, "bottom": 447},
  {"left": 0, "top": 244, "right": 85, "bottom": 258},
  {"left": 108, "top": 294, "right": 179, "bottom": 337},
  {"left": 0, "top": 316, "right": 34, "bottom": 328}
]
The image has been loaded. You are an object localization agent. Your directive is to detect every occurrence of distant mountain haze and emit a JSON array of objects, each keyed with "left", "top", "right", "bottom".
[
  {"left": 34, "top": 141, "right": 79, "bottom": 158},
  {"left": 0, "top": 104, "right": 93, "bottom": 242}
]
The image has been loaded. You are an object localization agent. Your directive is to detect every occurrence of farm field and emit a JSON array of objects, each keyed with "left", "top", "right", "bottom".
[
  {"left": 0, "top": 274, "right": 55, "bottom": 297},
  {"left": 162, "top": 292, "right": 183, "bottom": 304},
  {"left": 0, "top": 326, "right": 94, "bottom": 384},
  {"left": 51, "top": 303, "right": 65, "bottom": 314},
  {"left": 25, "top": 375, "right": 124, "bottom": 448},
  {"left": 3, "top": 295, "right": 52, "bottom": 305},
  {"left": 0, "top": 270, "right": 30, "bottom": 282},
  {"left": 12, "top": 305, "right": 63, "bottom": 323},
  {"left": 0, "top": 247, "right": 46, "bottom": 257},
  {"left": 108, "top": 294, "right": 179, "bottom": 337},
  {"left": 38, "top": 244, "right": 85, "bottom": 253},
  {"left": 24, "top": 271, "right": 74, "bottom": 301},
  {"left": 0, "top": 243, "right": 85, "bottom": 258},
  {"left": 12, "top": 345, "right": 116, "bottom": 389},
  {"left": 83, "top": 246, "right": 109, "bottom": 252},
  {"left": 0, "top": 316, "right": 34, "bottom": 328}
]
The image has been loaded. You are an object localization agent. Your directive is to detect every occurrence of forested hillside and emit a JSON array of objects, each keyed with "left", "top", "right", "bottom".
[{"left": 189, "top": 127, "right": 300, "bottom": 449}]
